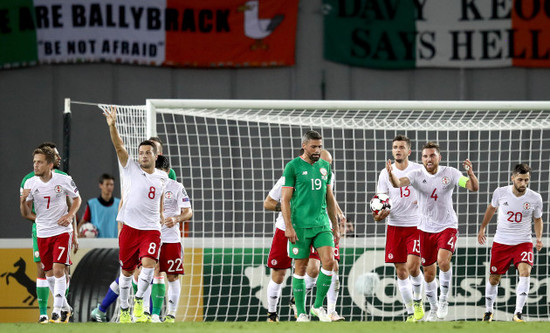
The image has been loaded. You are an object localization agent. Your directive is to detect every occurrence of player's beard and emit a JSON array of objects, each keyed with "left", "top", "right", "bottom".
[
  {"left": 514, "top": 184, "right": 527, "bottom": 193},
  {"left": 309, "top": 153, "right": 320, "bottom": 162}
]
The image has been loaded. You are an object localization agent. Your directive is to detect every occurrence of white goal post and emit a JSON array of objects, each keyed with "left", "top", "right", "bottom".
[{"left": 73, "top": 99, "right": 550, "bottom": 322}]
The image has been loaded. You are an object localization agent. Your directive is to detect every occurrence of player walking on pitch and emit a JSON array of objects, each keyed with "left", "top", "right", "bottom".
[
  {"left": 478, "top": 163, "right": 544, "bottom": 322},
  {"left": 20, "top": 146, "right": 81, "bottom": 323},
  {"left": 374, "top": 135, "right": 424, "bottom": 322},
  {"left": 104, "top": 106, "right": 168, "bottom": 323},
  {"left": 386, "top": 142, "right": 478, "bottom": 321},
  {"left": 281, "top": 130, "right": 340, "bottom": 322}
]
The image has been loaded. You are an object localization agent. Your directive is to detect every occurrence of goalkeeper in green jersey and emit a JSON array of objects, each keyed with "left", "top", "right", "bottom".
[{"left": 281, "top": 130, "right": 340, "bottom": 322}]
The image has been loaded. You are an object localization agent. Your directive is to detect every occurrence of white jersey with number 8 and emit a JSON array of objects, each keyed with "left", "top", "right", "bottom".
[{"left": 117, "top": 160, "right": 167, "bottom": 231}]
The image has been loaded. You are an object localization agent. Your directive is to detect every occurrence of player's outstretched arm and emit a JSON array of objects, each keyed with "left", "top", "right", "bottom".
[
  {"left": 104, "top": 106, "right": 129, "bottom": 167},
  {"left": 263, "top": 195, "right": 280, "bottom": 212},
  {"left": 477, "top": 204, "right": 497, "bottom": 245},
  {"left": 534, "top": 217, "right": 544, "bottom": 251},
  {"left": 386, "top": 160, "right": 410, "bottom": 188},
  {"left": 463, "top": 159, "right": 479, "bottom": 192}
]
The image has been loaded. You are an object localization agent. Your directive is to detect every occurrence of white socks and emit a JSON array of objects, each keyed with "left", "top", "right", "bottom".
[
  {"left": 327, "top": 274, "right": 340, "bottom": 314},
  {"left": 119, "top": 275, "right": 132, "bottom": 309},
  {"left": 398, "top": 278, "right": 414, "bottom": 314},
  {"left": 515, "top": 276, "right": 530, "bottom": 314},
  {"left": 136, "top": 267, "right": 154, "bottom": 298},
  {"left": 485, "top": 281, "right": 498, "bottom": 312},
  {"left": 110, "top": 279, "right": 120, "bottom": 294},
  {"left": 439, "top": 267, "right": 452, "bottom": 302},
  {"left": 267, "top": 280, "right": 283, "bottom": 312},
  {"left": 424, "top": 279, "right": 438, "bottom": 309},
  {"left": 410, "top": 271, "right": 424, "bottom": 300},
  {"left": 305, "top": 273, "right": 317, "bottom": 295},
  {"left": 53, "top": 275, "right": 67, "bottom": 313},
  {"left": 167, "top": 279, "right": 181, "bottom": 316}
]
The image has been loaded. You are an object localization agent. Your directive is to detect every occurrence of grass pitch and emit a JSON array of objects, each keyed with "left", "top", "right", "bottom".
[{"left": 1, "top": 321, "right": 549, "bottom": 333}]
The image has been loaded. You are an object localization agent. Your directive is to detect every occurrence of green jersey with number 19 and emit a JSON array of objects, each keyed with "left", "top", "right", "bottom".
[{"left": 283, "top": 156, "right": 332, "bottom": 228}]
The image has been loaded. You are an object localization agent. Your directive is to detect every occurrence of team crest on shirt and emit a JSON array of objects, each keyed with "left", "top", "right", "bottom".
[
  {"left": 523, "top": 202, "right": 531, "bottom": 210},
  {"left": 441, "top": 176, "right": 450, "bottom": 185},
  {"left": 165, "top": 191, "right": 173, "bottom": 199},
  {"left": 54, "top": 185, "right": 62, "bottom": 193},
  {"left": 319, "top": 168, "right": 328, "bottom": 176}
]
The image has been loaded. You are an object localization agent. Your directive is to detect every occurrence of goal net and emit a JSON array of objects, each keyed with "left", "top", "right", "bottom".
[{"left": 96, "top": 100, "right": 550, "bottom": 322}]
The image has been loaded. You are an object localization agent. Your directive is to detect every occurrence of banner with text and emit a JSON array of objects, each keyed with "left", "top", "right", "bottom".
[
  {"left": 0, "top": 0, "right": 298, "bottom": 68},
  {"left": 323, "top": 0, "right": 550, "bottom": 69}
]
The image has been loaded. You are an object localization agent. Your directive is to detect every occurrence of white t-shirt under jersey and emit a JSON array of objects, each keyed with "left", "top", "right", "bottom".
[
  {"left": 25, "top": 172, "right": 80, "bottom": 238},
  {"left": 408, "top": 166, "right": 463, "bottom": 233},
  {"left": 376, "top": 162, "right": 422, "bottom": 227},
  {"left": 269, "top": 174, "right": 336, "bottom": 231},
  {"left": 117, "top": 160, "right": 168, "bottom": 231},
  {"left": 491, "top": 185, "right": 543, "bottom": 245},
  {"left": 161, "top": 179, "right": 192, "bottom": 243}
]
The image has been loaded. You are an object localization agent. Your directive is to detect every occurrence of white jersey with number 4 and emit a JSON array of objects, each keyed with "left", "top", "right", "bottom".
[
  {"left": 161, "top": 179, "right": 192, "bottom": 243},
  {"left": 376, "top": 162, "right": 422, "bottom": 227},
  {"left": 117, "top": 160, "right": 168, "bottom": 231},
  {"left": 269, "top": 174, "right": 335, "bottom": 231},
  {"left": 408, "top": 166, "right": 463, "bottom": 233},
  {"left": 25, "top": 172, "right": 80, "bottom": 238},
  {"left": 491, "top": 185, "right": 543, "bottom": 245}
]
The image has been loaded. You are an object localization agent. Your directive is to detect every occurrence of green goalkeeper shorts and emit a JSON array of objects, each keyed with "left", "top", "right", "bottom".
[
  {"left": 32, "top": 223, "right": 41, "bottom": 262},
  {"left": 288, "top": 225, "right": 334, "bottom": 259}
]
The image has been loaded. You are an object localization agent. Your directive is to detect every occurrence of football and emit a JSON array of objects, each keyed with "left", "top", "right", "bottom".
[
  {"left": 79, "top": 222, "right": 98, "bottom": 238},
  {"left": 369, "top": 193, "right": 392, "bottom": 215}
]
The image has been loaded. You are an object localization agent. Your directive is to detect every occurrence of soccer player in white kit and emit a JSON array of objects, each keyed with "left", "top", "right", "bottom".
[
  {"left": 386, "top": 141, "right": 479, "bottom": 321},
  {"left": 20, "top": 146, "right": 81, "bottom": 323},
  {"left": 151, "top": 155, "right": 193, "bottom": 323},
  {"left": 374, "top": 135, "right": 424, "bottom": 322},
  {"left": 264, "top": 149, "right": 345, "bottom": 322},
  {"left": 477, "top": 163, "right": 544, "bottom": 322},
  {"left": 103, "top": 106, "right": 168, "bottom": 323}
]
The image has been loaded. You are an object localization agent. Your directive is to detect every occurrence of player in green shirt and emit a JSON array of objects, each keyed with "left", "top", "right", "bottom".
[
  {"left": 20, "top": 142, "right": 76, "bottom": 323},
  {"left": 281, "top": 130, "right": 340, "bottom": 322}
]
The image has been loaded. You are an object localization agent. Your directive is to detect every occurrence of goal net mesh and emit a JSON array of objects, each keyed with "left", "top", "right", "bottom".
[{"left": 100, "top": 101, "right": 550, "bottom": 322}]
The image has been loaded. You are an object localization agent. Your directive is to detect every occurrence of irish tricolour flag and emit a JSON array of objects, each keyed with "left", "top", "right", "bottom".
[{"left": 323, "top": 0, "right": 550, "bottom": 68}]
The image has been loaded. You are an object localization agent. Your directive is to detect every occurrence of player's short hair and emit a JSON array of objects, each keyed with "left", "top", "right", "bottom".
[
  {"left": 33, "top": 147, "right": 56, "bottom": 165},
  {"left": 37, "top": 141, "right": 57, "bottom": 150},
  {"left": 149, "top": 136, "right": 163, "bottom": 154},
  {"left": 512, "top": 163, "right": 531, "bottom": 175},
  {"left": 139, "top": 140, "right": 157, "bottom": 154},
  {"left": 99, "top": 173, "right": 115, "bottom": 184},
  {"left": 155, "top": 155, "right": 170, "bottom": 171},
  {"left": 302, "top": 130, "right": 322, "bottom": 144},
  {"left": 393, "top": 135, "right": 411, "bottom": 148},
  {"left": 422, "top": 141, "right": 440, "bottom": 154}
]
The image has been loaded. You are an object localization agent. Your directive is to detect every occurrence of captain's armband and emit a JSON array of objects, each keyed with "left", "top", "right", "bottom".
[{"left": 458, "top": 176, "right": 469, "bottom": 188}]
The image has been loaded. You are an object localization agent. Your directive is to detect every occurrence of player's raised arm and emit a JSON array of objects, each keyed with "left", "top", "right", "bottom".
[
  {"left": 104, "top": 106, "right": 129, "bottom": 167},
  {"left": 477, "top": 204, "right": 497, "bottom": 245},
  {"left": 462, "top": 159, "right": 479, "bottom": 192},
  {"left": 534, "top": 217, "right": 544, "bottom": 251},
  {"left": 386, "top": 159, "right": 410, "bottom": 188}
]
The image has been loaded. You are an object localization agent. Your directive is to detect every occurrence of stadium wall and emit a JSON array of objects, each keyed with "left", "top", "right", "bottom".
[{"left": 2, "top": 0, "right": 550, "bottom": 238}]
